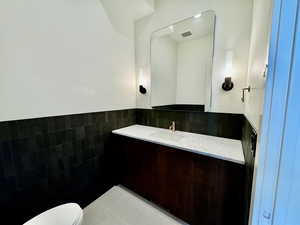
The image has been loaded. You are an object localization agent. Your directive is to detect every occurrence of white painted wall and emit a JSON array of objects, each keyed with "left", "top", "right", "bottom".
[
  {"left": 245, "top": 0, "right": 273, "bottom": 131},
  {"left": 151, "top": 36, "right": 177, "bottom": 106},
  {"left": 176, "top": 36, "right": 213, "bottom": 105},
  {"left": 145, "top": 0, "right": 155, "bottom": 10},
  {"left": 135, "top": 0, "right": 253, "bottom": 113},
  {"left": 0, "top": 0, "right": 137, "bottom": 122}
]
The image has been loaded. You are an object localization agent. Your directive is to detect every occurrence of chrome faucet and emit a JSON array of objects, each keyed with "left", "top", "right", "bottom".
[{"left": 169, "top": 121, "right": 176, "bottom": 132}]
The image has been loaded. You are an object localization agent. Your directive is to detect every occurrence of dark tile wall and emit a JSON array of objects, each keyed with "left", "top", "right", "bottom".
[
  {"left": 0, "top": 107, "right": 248, "bottom": 225},
  {"left": 0, "top": 109, "right": 136, "bottom": 225},
  {"left": 241, "top": 117, "right": 257, "bottom": 225},
  {"left": 152, "top": 104, "right": 205, "bottom": 112},
  {"left": 136, "top": 108, "right": 244, "bottom": 140}
]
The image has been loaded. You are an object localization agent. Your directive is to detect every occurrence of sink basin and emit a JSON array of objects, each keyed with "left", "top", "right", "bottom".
[{"left": 150, "top": 130, "right": 184, "bottom": 142}]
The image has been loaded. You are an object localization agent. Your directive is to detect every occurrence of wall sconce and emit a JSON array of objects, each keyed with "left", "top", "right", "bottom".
[
  {"left": 139, "top": 68, "right": 147, "bottom": 94},
  {"left": 139, "top": 85, "right": 147, "bottom": 94},
  {"left": 222, "top": 77, "right": 234, "bottom": 91},
  {"left": 222, "top": 50, "right": 234, "bottom": 91}
]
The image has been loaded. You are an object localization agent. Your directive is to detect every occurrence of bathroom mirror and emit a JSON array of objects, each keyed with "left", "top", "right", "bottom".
[{"left": 150, "top": 11, "right": 215, "bottom": 112}]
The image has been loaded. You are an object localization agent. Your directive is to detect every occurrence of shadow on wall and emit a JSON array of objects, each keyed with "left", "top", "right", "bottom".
[
  {"left": 99, "top": 0, "right": 155, "bottom": 39},
  {"left": 99, "top": 0, "right": 133, "bottom": 38}
]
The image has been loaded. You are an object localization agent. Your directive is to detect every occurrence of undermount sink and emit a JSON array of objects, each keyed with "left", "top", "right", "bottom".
[{"left": 150, "top": 130, "right": 184, "bottom": 142}]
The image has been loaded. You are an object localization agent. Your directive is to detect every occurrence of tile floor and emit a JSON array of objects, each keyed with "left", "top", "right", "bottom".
[{"left": 82, "top": 186, "right": 187, "bottom": 225}]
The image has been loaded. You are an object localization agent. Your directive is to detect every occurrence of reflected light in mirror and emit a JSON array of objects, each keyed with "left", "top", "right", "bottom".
[
  {"left": 169, "top": 25, "right": 174, "bottom": 32},
  {"left": 194, "top": 13, "right": 202, "bottom": 19}
]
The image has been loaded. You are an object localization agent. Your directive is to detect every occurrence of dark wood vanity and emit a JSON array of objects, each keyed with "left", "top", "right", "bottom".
[{"left": 111, "top": 135, "right": 246, "bottom": 225}]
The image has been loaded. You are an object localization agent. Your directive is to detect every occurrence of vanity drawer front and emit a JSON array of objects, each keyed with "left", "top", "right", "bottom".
[{"left": 112, "top": 135, "right": 245, "bottom": 225}]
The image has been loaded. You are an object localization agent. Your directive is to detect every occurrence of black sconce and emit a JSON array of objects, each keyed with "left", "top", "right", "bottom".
[
  {"left": 222, "top": 77, "right": 234, "bottom": 91},
  {"left": 138, "top": 68, "right": 147, "bottom": 94},
  {"left": 139, "top": 85, "right": 147, "bottom": 94}
]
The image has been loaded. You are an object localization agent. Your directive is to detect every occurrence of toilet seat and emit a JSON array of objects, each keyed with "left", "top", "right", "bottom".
[{"left": 23, "top": 203, "right": 83, "bottom": 225}]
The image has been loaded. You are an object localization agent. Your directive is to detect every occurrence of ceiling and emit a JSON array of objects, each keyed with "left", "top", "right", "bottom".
[{"left": 153, "top": 11, "right": 215, "bottom": 43}]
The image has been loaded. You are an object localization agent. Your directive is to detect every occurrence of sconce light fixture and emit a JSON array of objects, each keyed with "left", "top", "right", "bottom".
[
  {"left": 139, "top": 68, "right": 147, "bottom": 94},
  {"left": 222, "top": 77, "right": 234, "bottom": 91},
  {"left": 139, "top": 85, "right": 147, "bottom": 94},
  {"left": 222, "top": 50, "right": 234, "bottom": 91}
]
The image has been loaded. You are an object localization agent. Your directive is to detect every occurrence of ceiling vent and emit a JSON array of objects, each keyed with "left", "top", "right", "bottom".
[{"left": 181, "top": 31, "right": 192, "bottom": 37}]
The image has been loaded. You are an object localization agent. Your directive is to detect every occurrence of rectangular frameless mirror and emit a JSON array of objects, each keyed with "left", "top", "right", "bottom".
[{"left": 150, "top": 10, "right": 215, "bottom": 112}]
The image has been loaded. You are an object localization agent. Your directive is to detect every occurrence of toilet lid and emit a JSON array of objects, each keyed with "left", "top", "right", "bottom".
[{"left": 23, "top": 203, "right": 83, "bottom": 225}]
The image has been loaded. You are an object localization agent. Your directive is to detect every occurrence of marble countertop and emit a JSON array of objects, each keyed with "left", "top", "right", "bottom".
[{"left": 112, "top": 125, "right": 245, "bottom": 165}]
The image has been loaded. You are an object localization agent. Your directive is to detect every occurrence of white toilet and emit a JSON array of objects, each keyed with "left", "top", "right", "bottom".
[{"left": 23, "top": 203, "right": 83, "bottom": 225}]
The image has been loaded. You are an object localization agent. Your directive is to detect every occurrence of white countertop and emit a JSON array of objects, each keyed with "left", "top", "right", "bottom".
[{"left": 112, "top": 125, "right": 245, "bottom": 165}]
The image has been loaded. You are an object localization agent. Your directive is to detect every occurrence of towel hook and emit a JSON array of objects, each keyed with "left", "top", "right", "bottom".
[{"left": 241, "top": 86, "right": 251, "bottom": 102}]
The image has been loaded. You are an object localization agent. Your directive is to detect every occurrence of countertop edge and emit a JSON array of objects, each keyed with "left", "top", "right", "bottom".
[{"left": 112, "top": 129, "right": 245, "bottom": 165}]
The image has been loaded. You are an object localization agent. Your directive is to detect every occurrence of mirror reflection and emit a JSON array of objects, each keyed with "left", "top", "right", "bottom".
[{"left": 151, "top": 11, "right": 215, "bottom": 112}]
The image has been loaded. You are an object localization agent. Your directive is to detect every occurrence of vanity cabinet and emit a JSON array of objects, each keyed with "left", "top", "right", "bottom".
[{"left": 111, "top": 135, "right": 245, "bottom": 225}]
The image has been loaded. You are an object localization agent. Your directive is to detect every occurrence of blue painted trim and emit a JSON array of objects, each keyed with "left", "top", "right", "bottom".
[{"left": 250, "top": 0, "right": 300, "bottom": 224}]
